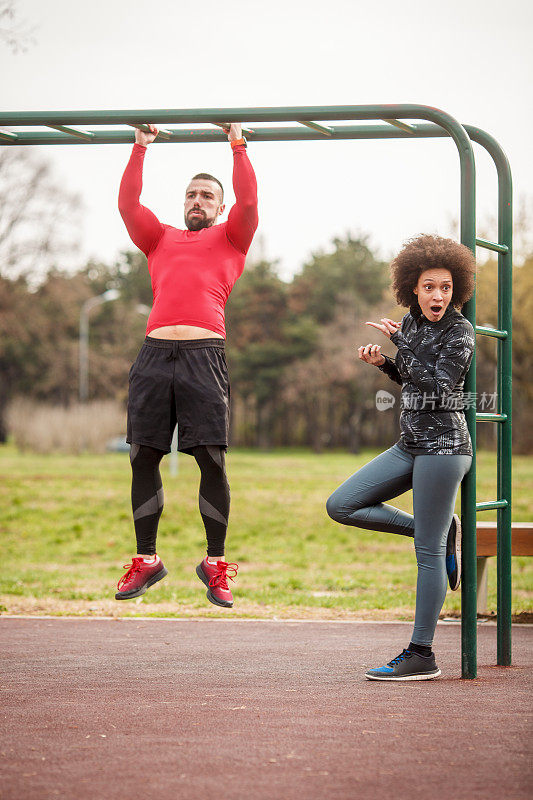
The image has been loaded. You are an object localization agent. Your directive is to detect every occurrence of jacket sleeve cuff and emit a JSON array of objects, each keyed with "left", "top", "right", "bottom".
[{"left": 390, "top": 330, "right": 405, "bottom": 347}]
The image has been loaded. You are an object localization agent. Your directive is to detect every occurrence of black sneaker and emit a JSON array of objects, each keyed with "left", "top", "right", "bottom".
[
  {"left": 446, "top": 513, "right": 462, "bottom": 591},
  {"left": 365, "top": 649, "right": 441, "bottom": 681}
]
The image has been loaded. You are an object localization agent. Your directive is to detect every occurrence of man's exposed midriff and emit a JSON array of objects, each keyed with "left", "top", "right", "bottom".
[{"left": 149, "top": 324, "right": 224, "bottom": 340}]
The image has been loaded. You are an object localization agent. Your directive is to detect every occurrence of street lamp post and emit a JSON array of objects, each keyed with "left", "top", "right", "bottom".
[{"left": 79, "top": 289, "right": 120, "bottom": 402}]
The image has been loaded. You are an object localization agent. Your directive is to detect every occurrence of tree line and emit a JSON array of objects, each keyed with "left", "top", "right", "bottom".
[{"left": 1, "top": 238, "right": 531, "bottom": 452}]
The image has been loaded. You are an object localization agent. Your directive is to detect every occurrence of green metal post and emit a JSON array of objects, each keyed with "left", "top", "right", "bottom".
[
  {"left": 460, "top": 207, "right": 478, "bottom": 680},
  {"left": 497, "top": 162, "right": 513, "bottom": 666},
  {"left": 466, "top": 127, "right": 513, "bottom": 665}
]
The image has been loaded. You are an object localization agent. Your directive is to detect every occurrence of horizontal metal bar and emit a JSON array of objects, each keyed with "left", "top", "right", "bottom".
[
  {"left": 0, "top": 129, "right": 18, "bottom": 141},
  {"left": 0, "top": 104, "right": 468, "bottom": 129},
  {"left": 476, "top": 237, "right": 509, "bottom": 254},
  {"left": 297, "top": 120, "right": 333, "bottom": 136},
  {"left": 127, "top": 123, "right": 172, "bottom": 140},
  {"left": 380, "top": 118, "right": 416, "bottom": 133},
  {"left": 0, "top": 123, "right": 437, "bottom": 146},
  {"left": 46, "top": 124, "right": 95, "bottom": 141},
  {"left": 210, "top": 121, "right": 255, "bottom": 137},
  {"left": 475, "top": 325, "right": 507, "bottom": 340},
  {"left": 476, "top": 413, "right": 507, "bottom": 422},
  {"left": 0, "top": 118, "right": 490, "bottom": 148},
  {"left": 476, "top": 500, "right": 509, "bottom": 512},
  {"left": 5, "top": 113, "right": 497, "bottom": 148}
]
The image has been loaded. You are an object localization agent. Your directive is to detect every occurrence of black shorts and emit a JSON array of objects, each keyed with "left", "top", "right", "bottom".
[{"left": 126, "top": 337, "right": 230, "bottom": 455}]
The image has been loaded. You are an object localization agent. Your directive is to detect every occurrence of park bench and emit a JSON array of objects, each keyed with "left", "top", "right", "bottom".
[{"left": 476, "top": 522, "right": 533, "bottom": 613}]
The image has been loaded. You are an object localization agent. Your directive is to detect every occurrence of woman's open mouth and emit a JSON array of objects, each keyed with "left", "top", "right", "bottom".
[{"left": 430, "top": 306, "right": 443, "bottom": 314}]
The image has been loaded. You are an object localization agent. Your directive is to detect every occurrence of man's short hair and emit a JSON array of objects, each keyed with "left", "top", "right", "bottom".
[{"left": 191, "top": 173, "right": 224, "bottom": 202}]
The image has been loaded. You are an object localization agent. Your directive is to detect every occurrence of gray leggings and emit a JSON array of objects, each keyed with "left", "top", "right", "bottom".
[{"left": 326, "top": 444, "right": 472, "bottom": 647}]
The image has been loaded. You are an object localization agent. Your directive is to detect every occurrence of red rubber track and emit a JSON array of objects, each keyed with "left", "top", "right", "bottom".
[{"left": 1, "top": 619, "right": 531, "bottom": 800}]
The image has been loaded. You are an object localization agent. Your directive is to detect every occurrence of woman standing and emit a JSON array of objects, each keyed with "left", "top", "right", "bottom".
[{"left": 326, "top": 235, "right": 476, "bottom": 680}]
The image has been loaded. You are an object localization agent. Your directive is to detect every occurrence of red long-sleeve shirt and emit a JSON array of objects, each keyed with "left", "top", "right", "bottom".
[{"left": 118, "top": 143, "right": 258, "bottom": 338}]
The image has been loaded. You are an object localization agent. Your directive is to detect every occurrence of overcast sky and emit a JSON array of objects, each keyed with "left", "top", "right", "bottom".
[{"left": 1, "top": 0, "right": 532, "bottom": 279}]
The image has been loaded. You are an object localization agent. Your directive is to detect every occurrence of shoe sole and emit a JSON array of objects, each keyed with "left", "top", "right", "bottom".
[
  {"left": 195, "top": 564, "right": 233, "bottom": 608},
  {"left": 115, "top": 566, "right": 168, "bottom": 600},
  {"left": 449, "top": 513, "right": 462, "bottom": 591},
  {"left": 365, "top": 669, "right": 441, "bottom": 681}
]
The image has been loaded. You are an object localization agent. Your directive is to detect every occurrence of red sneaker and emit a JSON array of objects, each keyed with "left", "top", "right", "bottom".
[
  {"left": 115, "top": 556, "right": 168, "bottom": 600},
  {"left": 196, "top": 558, "right": 238, "bottom": 608}
]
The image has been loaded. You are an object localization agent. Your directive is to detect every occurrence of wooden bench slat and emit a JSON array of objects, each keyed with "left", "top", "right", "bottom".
[{"left": 476, "top": 522, "right": 533, "bottom": 557}]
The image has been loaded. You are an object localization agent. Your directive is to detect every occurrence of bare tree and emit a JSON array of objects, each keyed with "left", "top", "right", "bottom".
[
  {"left": 0, "top": 0, "right": 35, "bottom": 54},
  {"left": 0, "top": 1, "right": 36, "bottom": 52},
  {"left": 0, "top": 148, "right": 82, "bottom": 283}
]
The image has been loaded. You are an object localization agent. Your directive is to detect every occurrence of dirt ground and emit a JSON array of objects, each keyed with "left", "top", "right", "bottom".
[{"left": 1, "top": 618, "right": 531, "bottom": 800}]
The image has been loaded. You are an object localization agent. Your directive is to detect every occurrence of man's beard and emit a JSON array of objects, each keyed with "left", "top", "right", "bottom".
[{"left": 185, "top": 210, "right": 213, "bottom": 231}]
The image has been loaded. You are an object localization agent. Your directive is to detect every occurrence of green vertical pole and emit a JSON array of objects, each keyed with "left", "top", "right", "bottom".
[
  {"left": 495, "top": 152, "right": 513, "bottom": 665},
  {"left": 459, "top": 147, "right": 477, "bottom": 679},
  {"left": 497, "top": 187, "right": 513, "bottom": 665},
  {"left": 465, "top": 127, "right": 513, "bottom": 665}
]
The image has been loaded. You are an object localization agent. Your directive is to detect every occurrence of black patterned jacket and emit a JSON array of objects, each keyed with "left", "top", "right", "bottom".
[{"left": 377, "top": 302, "right": 475, "bottom": 455}]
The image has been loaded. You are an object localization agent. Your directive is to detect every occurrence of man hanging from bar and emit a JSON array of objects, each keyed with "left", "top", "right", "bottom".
[{"left": 115, "top": 122, "right": 258, "bottom": 607}]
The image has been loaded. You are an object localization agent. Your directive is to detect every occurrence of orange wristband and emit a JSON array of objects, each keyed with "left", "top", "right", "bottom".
[{"left": 230, "top": 138, "right": 247, "bottom": 149}]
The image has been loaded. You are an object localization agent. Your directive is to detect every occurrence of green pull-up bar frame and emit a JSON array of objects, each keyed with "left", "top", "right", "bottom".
[{"left": 0, "top": 105, "right": 513, "bottom": 679}]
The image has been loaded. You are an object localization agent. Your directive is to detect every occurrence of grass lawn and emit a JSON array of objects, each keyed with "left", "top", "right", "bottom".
[{"left": 0, "top": 445, "right": 531, "bottom": 620}]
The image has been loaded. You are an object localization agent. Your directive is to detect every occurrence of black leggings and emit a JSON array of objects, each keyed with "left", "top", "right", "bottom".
[
  {"left": 192, "top": 445, "right": 230, "bottom": 558},
  {"left": 130, "top": 444, "right": 164, "bottom": 556},
  {"left": 130, "top": 443, "right": 229, "bottom": 557}
]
